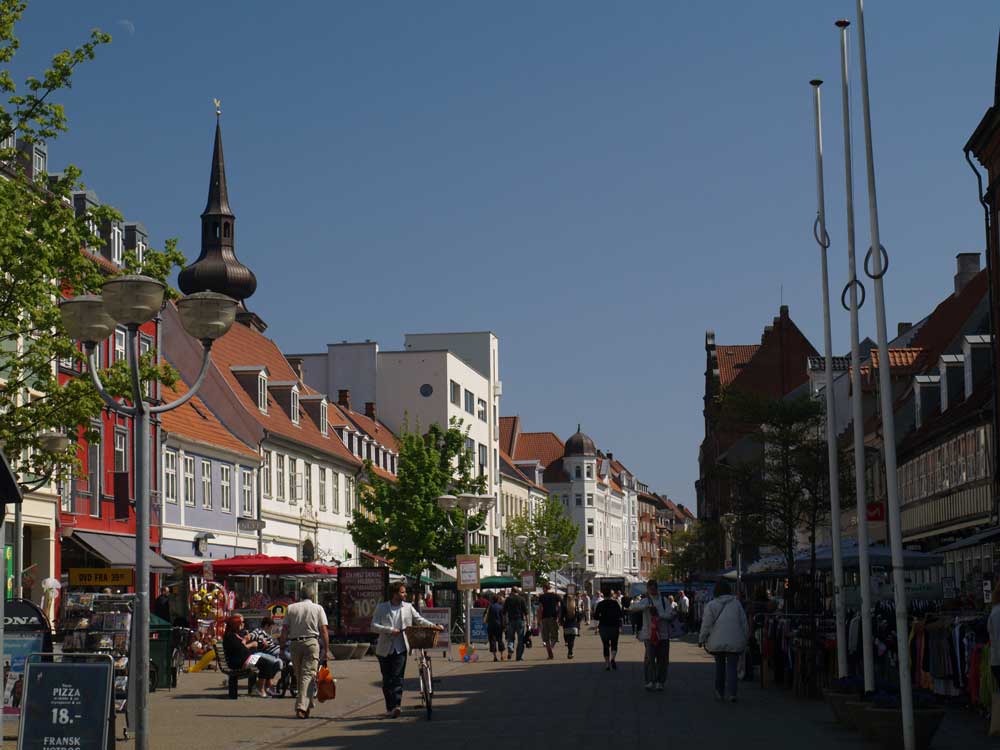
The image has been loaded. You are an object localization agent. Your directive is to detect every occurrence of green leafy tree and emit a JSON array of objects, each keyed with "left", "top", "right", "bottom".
[
  {"left": 668, "top": 522, "right": 723, "bottom": 580},
  {"left": 349, "top": 418, "right": 487, "bottom": 579},
  {"left": 497, "top": 496, "right": 578, "bottom": 583},
  {"left": 0, "top": 0, "right": 184, "bottom": 483}
]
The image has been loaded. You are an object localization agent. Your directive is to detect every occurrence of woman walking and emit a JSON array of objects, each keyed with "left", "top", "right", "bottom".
[
  {"left": 629, "top": 579, "right": 676, "bottom": 692},
  {"left": 699, "top": 580, "right": 749, "bottom": 703},
  {"left": 487, "top": 593, "right": 506, "bottom": 661},
  {"left": 593, "top": 591, "right": 623, "bottom": 671},
  {"left": 560, "top": 594, "right": 582, "bottom": 658}
]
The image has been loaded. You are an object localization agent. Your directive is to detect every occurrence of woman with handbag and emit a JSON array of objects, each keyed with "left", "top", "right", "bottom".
[
  {"left": 698, "top": 580, "right": 750, "bottom": 703},
  {"left": 628, "top": 579, "right": 676, "bottom": 692}
]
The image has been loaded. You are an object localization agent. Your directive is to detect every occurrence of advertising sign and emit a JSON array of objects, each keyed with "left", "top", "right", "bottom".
[
  {"left": 456, "top": 555, "right": 480, "bottom": 591},
  {"left": 4, "top": 599, "right": 52, "bottom": 717},
  {"left": 521, "top": 571, "right": 536, "bottom": 592},
  {"left": 469, "top": 607, "right": 488, "bottom": 643},
  {"left": 942, "top": 576, "right": 957, "bottom": 600},
  {"left": 842, "top": 581, "right": 943, "bottom": 607},
  {"left": 202, "top": 561, "right": 214, "bottom": 582},
  {"left": 17, "top": 656, "right": 113, "bottom": 750},
  {"left": 421, "top": 607, "right": 451, "bottom": 648},
  {"left": 68, "top": 568, "right": 134, "bottom": 588},
  {"left": 337, "top": 567, "right": 389, "bottom": 636},
  {"left": 984, "top": 579, "right": 993, "bottom": 605}
]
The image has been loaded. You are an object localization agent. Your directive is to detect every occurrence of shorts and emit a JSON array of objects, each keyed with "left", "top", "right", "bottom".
[{"left": 541, "top": 617, "right": 559, "bottom": 645}]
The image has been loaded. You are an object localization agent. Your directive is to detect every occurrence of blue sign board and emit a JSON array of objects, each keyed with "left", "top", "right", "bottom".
[{"left": 469, "top": 607, "right": 488, "bottom": 643}]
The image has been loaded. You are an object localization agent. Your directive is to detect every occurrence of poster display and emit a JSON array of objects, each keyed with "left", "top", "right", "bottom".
[
  {"left": 456, "top": 555, "right": 480, "bottom": 591},
  {"left": 469, "top": 607, "right": 488, "bottom": 643},
  {"left": 421, "top": 607, "right": 451, "bottom": 648},
  {"left": 337, "top": 567, "right": 389, "bottom": 636},
  {"left": 17, "top": 657, "right": 113, "bottom": 750},
  {"left": 521, "top": 571, "right": 536, "bottom": 592},
  {"left": 68, "top": 568, "right": 134, "bottom": 588},
  {"left": 4, "top": 599, "right": 52, "bottom": 716}
]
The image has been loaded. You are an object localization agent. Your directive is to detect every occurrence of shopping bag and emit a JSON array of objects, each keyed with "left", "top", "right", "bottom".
[
  {"left": 316, "top": 666, "right": 336, "bottom": 703},
  {"left": 668, "top": 618, "right": 685, "bottom": 640},
  {"left": 990, "top": 693, "right": 1000, "bottom": 737}
]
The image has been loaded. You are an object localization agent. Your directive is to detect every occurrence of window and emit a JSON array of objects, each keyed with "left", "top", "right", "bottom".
[
  {"left": 111, "top": 224, "right": 124, "bottom": 264},
  {"left": 114, "top": 328, "right": 126, "bottom": 362},
  {"left": 136, "top": 239, "right": 146, "bottom": 266},
  {"left": 32, "top": 146, "right": 45, "bottom": 175},
  {"left": 586, "top": 464, "right": 593, "bottom": 479},
  {"left": 220, "top": 465, "right": 231, "bottom": 512},
  {"left": 478, "top": 444, "right": 488, "bottom": 477},
  {"left": 114, "top": 429, "right": 128, "bottom": 473},
  {"left": 201, "top": 460, "right": 212, "bottom": 509},
  {"left": 587, "top": 493, "right": 594, "bottom": 506},
  {"left": 139, "top": 337, "right": 152, "bottom": 396},
  {"left": 276, "top": 454, "right": 285, "bottom": 500},
  {"left": 587, "top": 519, "right": 594, "bottom": 536},
  {"left": 242, "top": 470, "right": 253, "bottom": 516},
  {"left": 303, "top": 462, "right": 312, "bottom": 506},
  {"left": 88, "top": 424, "right": 102, "bottom": 516},
  {"left": 587, "top": 548, "right": 595, "bottom": 566},
  {"left": 258, "top": 373, "right": 268, "bottom": 413},
  {"left": 262, "top": 451, "right": 272, "bottom": 497},
  {"left": 319, "top": 468, "right": 327, "bottom": 511},
  {"left": 464, "top": 389, "right": 475, "bottom": 414},
  {"left": 450, "top": 380, "right": 461, "bottom": 406},
  {"left": 574, "top": 465, "right": 581, "bottom": 479},
  {"left": 291, "top": 389, "right": 300, "bottom": 426},
  {"left": 332, "top": 472, "right": 340, "bottom": 514},
  {"left": 289, "top": 459, "right": 298, "bottom": 505},
  {"left": 465, "top": 437, "right": 475, "bottom": 457},
  {"left": 346, "top": 476, "right": 355, "bottom": 516},
  {"left": 320, "top": 401, "right": 328, "bottom": 436},
  {"left": 183, "top": 456, "right": 195, "bottom": 506},
  {"left": 477, "top": 398, "right": 487, "bottom": 422},
  {"left": 0, "top": 132, "right": 14, "bottom": 152},
  {"left": 163, "top": 450, "right": 177, "bottom": 504},
  {"left": 575, "top": 493, "right": 582, "bottom": 506}
]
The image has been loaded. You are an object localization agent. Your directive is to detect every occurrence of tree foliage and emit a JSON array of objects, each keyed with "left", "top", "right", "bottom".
[
  {"left": 497, "top": 496, "right": 579, "bottom": 583},
  {"left": 349, "top": 418, "right": 487, "bottom": 579},
  {"left": 0, "top": 0, "right": 184, "bottom": 483},
  {"left": 667, "top": 522, "right": 723, "bottom": 580}
]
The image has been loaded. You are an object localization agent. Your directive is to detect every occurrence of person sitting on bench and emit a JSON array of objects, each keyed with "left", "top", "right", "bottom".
[{"left": 222, "top": 615, "right": 281, "bottom": 698}]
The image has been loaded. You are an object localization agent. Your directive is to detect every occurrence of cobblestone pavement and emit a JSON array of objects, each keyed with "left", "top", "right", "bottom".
[{"left": 3, "top": 630, "right": 993, "bottom": 749}]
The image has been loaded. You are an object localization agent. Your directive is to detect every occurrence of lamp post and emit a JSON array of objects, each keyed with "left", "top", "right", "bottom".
[
  {"left": 721, "top": 513, "right": 741, "bottom": 592},
  {"left": 437, "top": 492, "right": 496, "bottom": 650},
  {"left": 61, "top": 276, "right": 237, "bottom": 750}
]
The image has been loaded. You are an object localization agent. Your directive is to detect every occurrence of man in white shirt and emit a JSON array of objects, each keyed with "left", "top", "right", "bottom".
[
  {"left": 371, "top": 582, "right": 440, "bottom": 718},
  {"left": 678, "top": 590, "right": 691, "bottom": 631},
  {"left": 280, "top": 585, "right": 330, "bottom": 719}
]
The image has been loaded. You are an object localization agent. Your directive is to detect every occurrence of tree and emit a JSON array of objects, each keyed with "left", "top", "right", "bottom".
[
  {"left": 497, "top": 496, "right": 578, "bottom": 583},
  {"left": 667, "top": 522, "right": 723, "bottom": 580},
  {"left": 349, "top": 418, "right": 487, "bottom": 579},
  {"left": 0, "top": 0, "right": 184, "bottom": 483}
]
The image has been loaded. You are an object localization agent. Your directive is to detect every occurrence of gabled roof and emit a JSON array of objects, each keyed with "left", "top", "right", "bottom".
[
  {"left": 161, "top": 380, "right": 260, "bottom": 462},
  {"left": 716, "top": 345, "right": 760, "bottom": 389},
  {"left": 499, "top": 450, "right": 547, "bottom": 493},
  {"left": 869, "top": 347, "right": 927, "bottom": 371},
  {"left": 512, "top": 431, "right": 565, "bottom": 468},
  {"left": 336, "top": 403, "right": 400, "bottom": 454},
  {"left": 499, "top": 416, "right": 519, "bottom": 456},
  {"left": 906, "top": 270, "right": 988, "bottom": 367}
]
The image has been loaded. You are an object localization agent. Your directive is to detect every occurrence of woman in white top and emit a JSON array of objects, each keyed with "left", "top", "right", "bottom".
[{"left": 699, "top": 580, "right": 749, "bottom": 703}]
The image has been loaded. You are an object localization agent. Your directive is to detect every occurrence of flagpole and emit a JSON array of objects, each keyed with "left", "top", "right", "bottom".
[{"left": 810, "top": 79, "right": 848, "bottom": 678}]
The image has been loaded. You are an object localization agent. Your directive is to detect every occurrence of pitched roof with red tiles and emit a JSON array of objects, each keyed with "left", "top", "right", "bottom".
[
  {"left": 499, "top": 450, "right": 547, "bottom": 494},
  {"left": 512, "top": 431, "right": 565, "bottom": 468},
  {"left": 716, "top": 345, "right": 760, "bottom": 389},
  {"left": 499, "top": 416, "right": 519, "bottom": 456},
  {"left": 206, "top": 320, "right": 361, "bottom": 468},
  {"left": 906, "top": 270, "right": 988, "bottom": 367},
  {"left": 335, "top": 403, "right": 400, "bottom": 454},
  {"left": 869, "top": 347, "right": 927, "bottom": 371},
  {"left": 161, "top": 380, "right": 260, "bottom": 462}
]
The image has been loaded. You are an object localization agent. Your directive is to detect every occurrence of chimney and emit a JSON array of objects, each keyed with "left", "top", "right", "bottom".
[
  {"left": 962, "top": 335, "right": 993, "bottom": 395},
  {"left": 286, "top": 356, "right": 304, "bottom": 381},
  {"left": 938, "top": 355, "right": 965, "bottom": 412},
  {"left": 954, "top": 252, "right": 981, "bottom": 295},
  {"left": 338, "top": 389, "right": 351, "bottom": 411},
  {"left": 761, "top": 324, "right": 773, "bottom": 345},
  {"left": 365, "top": 402, "right": 377, "bottom": 421},
  {"left": 897, "top": 322, "right": 913, "bottom": 337},
  {"left": 607, "top": 452, "right": 613, "bottom": 461},
  {"left": 779, "top": 304, "right": 789, "bottom": 320},
  {"left": 914, "top": 375, "right": 941, "bottom": 429}
]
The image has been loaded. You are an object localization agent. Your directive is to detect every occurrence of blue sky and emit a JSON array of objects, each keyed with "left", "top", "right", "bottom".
[{"left": 13, "top": 2, "right": 999, "bottom": 508}]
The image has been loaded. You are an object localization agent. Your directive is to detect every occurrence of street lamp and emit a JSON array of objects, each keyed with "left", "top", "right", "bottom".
[
  {"left": 61, "top": 275, "right": 237, "bottom": 750},
  {"left": 720, "top": 513, "right": 741, "bottom": 591},
  {"left": 437, "top": 491, "right": 496, "bottom": 649}
]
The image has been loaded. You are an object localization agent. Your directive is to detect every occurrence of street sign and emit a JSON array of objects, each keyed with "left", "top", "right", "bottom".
[
  {"left": 17, "top": 655, "right": 113, "bottom": 750},
  {"left": 521, "top": 571, "right": 536, "bottom": 592},
  {"left": 237, "top": 518, "right": 266, "bottom": 532},
  {"left": 456, "top": 555, "right": 480, "bottom": 591},
  {"left": 68, "top": 568, "right": 134, "bottom": 588}
]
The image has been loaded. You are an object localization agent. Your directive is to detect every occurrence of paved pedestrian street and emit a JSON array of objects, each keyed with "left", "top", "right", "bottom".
[{"left": 5, "top": 631, "right": 991, "bottom": 750}]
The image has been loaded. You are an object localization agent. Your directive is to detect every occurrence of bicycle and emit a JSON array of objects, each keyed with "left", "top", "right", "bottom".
[{"left": 405, "top": 626, "right": 440, "bottom": 721}]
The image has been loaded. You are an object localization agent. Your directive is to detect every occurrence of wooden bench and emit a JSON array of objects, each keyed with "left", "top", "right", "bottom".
[{"left": 214, "top": 648, "right": 257, "bottom": 699}]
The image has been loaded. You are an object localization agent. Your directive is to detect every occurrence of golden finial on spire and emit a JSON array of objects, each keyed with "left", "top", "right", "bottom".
[{"left": 213, "top": 98, "right": 222, "bottom": 117}]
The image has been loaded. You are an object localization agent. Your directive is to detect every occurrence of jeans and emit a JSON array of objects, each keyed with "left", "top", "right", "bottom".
[
  {"left": 599, "top": 626, "right": 620, "bottom": 659},
  {"left": 715, "top": 653, "right": 740, "bottom": 699},
  {"left": 253, "top": 652, "right": 282, "bottom": 680},
  {"left": 645, "top": 640, "right": 669, "bottom": 684},
  {"left": 378, "top": 650, "right": 407, "bottom": 711},
  {"left": 291, "top": 639, "right": 319, "bottom": 713},
  {"left": 506, "top": 619, "right": 525, "bottom": 660},
  {"left": 564, "top": 632, "right": 576, "bottom": 656}
]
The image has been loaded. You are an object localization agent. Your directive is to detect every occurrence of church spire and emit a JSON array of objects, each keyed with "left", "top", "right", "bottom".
[{"left": 178, "top": 104, "right": 257, "bottom": 303}]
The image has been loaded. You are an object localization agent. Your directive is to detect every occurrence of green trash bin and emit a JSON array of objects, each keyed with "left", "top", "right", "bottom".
[{"left": 149, "top": 613, "right": 175, "bottom": 691}]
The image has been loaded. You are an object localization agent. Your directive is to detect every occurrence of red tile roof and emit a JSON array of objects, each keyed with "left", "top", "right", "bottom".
[
  {"left": 868, "top": 347, "right": 927, "bottom": 371},
  {"left": 499, "top": 450, "right": 547, "bottom": 493},
  {"left": 907, "top": 270, "right": 988, "bottom": 366},
  {"left": 161, "top": 380, "right": 260, "bottom": 462},
  {"left": 716, "top": 345, "right": 760, "bottom": 389},
  {"left": 499, "top": 416, "right": 519, "bottom": 456},
  {"left": 335, "top": 403, "right": 400, "bottom": 454},
  {"left": 513, "top": 431, "right": 565, "bottom": 468}
]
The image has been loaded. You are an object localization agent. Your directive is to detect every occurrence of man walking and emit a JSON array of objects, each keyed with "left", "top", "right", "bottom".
[
  {"left": 629, "top": 579, "right": 676, "bottom": 692},
  {"left": 503, "top": 586, "right": 529, "bottom": 661},
  {"left": 579, "top": 589, "right": 591, "bottom": 626},
  {"left": 537, "top": 582, "right": 561, "bottom": 660},
  {"left": 372, "top": 582, "right": 441, "bottom": 718},
  {"left": 280, "top": 584, "right": 330, "bottom": 719},
  {"left": 678, "top": 589, "right": 691, "bottom": 632}
]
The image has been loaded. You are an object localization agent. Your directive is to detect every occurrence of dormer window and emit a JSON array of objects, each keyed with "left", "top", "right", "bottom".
[
  {"left": 32, "top": 146, "right": 45, "bottom": 176},
  {"left": 258, "top": 372, "right": 268, "bottom": 413},
  {"left": 111, "top": 224, "right": 124, "bottom": 264},
  {"left": 290, "top": 387, "right": 300, "bottom": 426},
  {"left": 320, "top": 401, "right": 328, "bottom": 436},
  {"left": 136, "top": 240, "right": 146, "bottom": 266}
]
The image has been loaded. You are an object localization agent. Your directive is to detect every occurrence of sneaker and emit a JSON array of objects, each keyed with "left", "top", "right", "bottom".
[
  {"left": 656, "top": 683, "right": 665, "bottom": 692},
  {"left": 644, "top": 682, "right": 655, "bottom": 691},
  {"left": 391, "top": 707, "right": 401, "bottom": 718}
]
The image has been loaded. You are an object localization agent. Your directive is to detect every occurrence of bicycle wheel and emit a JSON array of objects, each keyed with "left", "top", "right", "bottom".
[{"left": 419, "top": 661, "right": 432, "bottom": 720}]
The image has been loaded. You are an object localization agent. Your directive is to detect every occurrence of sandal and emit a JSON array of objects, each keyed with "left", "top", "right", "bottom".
[{"left": 295, "top": 709, "right": 307, "bottom": 719}]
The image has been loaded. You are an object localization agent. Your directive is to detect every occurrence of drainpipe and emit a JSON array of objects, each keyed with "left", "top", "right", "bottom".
[{"left": 257, "top": 430, "right": 268, "bottom": 554}]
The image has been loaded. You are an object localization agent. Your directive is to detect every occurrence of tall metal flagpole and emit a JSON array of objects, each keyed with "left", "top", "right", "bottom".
[
  {"left": 855, "top": 2, "right": 915, "bottom": 748},
  {"left": 810, "top": 79, "right": 848, "bottom": 679},
  {"left": 835, "top": 19, "right": 875, "bottom": 693}
]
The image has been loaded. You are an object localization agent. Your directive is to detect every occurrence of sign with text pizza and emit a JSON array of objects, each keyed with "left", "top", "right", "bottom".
[
  {"left": 456, "top": 555, "right": 480, "bottom": 591},
  {"left": 17, "top": 656, "right": 113, "bottom": 750},
  {"left": 337, "top": 567, "right": 389, "bottom": 636}
]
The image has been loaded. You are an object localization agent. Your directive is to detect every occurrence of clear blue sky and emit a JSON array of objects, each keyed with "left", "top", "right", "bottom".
[{"left": 13, "top": 2, "right": 999, "bottom": 509}]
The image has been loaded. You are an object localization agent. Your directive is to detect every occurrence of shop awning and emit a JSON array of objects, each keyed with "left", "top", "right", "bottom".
[
  {"left": 480, "top": 575, "right": 520, "bottom": 588},
  {"left": 180, "top": 553, "right": 336, "bottom": 577},
  {"left": 932, "top": 526, "right": 1000, "bottom": 554},
  {"left": 72, "top": 531, "right": 174, "bottom": 573}
]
